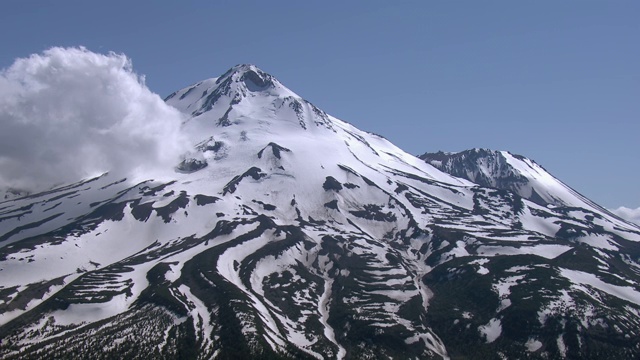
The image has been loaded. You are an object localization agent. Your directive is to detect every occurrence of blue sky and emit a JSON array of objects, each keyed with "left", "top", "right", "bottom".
[{"left": 1, "top": 1, "right": 638, "bottom": 208}]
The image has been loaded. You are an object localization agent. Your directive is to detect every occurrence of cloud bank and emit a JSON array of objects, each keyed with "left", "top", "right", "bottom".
[
  {"left": 609, "top": 207, "right": 640, "bottom": 226},
  {"left": 0, "top": 47, "right": 189, "bottom": 191}
]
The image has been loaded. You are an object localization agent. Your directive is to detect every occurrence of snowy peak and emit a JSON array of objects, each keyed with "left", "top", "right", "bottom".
[
  {"left": 165, "top": 64, "right": 333, "bottom": 131},
  {"left": 165, "top": 64, "right": 294, "bottom": 116},
  {"left": 210, "top": 63, "right": 287, "bottom": 100},
  {"left": 218, "top": 63, "right": 278, "bottom": 92}
]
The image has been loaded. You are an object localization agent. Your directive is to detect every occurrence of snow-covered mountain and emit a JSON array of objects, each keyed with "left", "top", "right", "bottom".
[{"left": 1, "top": 65, "right": 639, "bottom": 359}]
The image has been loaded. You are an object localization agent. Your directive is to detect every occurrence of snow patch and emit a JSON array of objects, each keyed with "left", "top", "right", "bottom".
[
  {"left": 50, "top": 293, "right": 130, "bottom": 326},
  {"left": 559, "top": 268, "right": 640, "bottom": 305},
  {"left": 478, "top": 318, "right": 502, "bottom": 343},
  {"left": 525, "top": 338, "right": 543, "bottom": 352},
  {"left": 477, "top": 244, "right": 570, "bottom": 259}
]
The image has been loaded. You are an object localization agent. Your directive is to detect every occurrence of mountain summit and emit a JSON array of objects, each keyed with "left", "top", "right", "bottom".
[{"left": 1, "top": 65, "right": 639, "bottom": 359}]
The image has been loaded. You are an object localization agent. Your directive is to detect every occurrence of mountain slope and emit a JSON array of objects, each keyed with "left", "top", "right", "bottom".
[{"left": 0, "top": 65, "right": 639, "bottom": 359}]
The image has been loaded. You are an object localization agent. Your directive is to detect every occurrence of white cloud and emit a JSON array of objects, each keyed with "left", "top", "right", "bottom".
[
  {"left": 0, "top": 47, "right": 190, "bottom": 191},
  {"left": 609, "top": 207, "right": 640, "bottom": 226}
]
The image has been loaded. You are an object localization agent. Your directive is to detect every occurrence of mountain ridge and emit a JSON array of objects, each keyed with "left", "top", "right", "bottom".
[
  {"left": 0, "top": 65, "right": 639, "bottom": 359},
  {"left": 420, "top": 148, "right": 640, "bottom": 230}
]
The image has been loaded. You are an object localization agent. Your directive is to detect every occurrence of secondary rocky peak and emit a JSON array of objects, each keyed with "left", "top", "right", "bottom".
[
  {"left": 421, "top": 148, "right": 525, "bottom": 189},
  {"left": 420, "top": 148, "right": 598, "bottom": 209},
  {"left": 421, "top": 148, "right": 491, "bottom": 163}
]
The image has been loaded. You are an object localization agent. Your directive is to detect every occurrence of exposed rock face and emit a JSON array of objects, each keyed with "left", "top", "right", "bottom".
[
  {"left": 421, "top": 149, "right": 594, "bottom": 208},
  {"left": 176, "top": 158, "right": 208, "bottom": 173}
]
